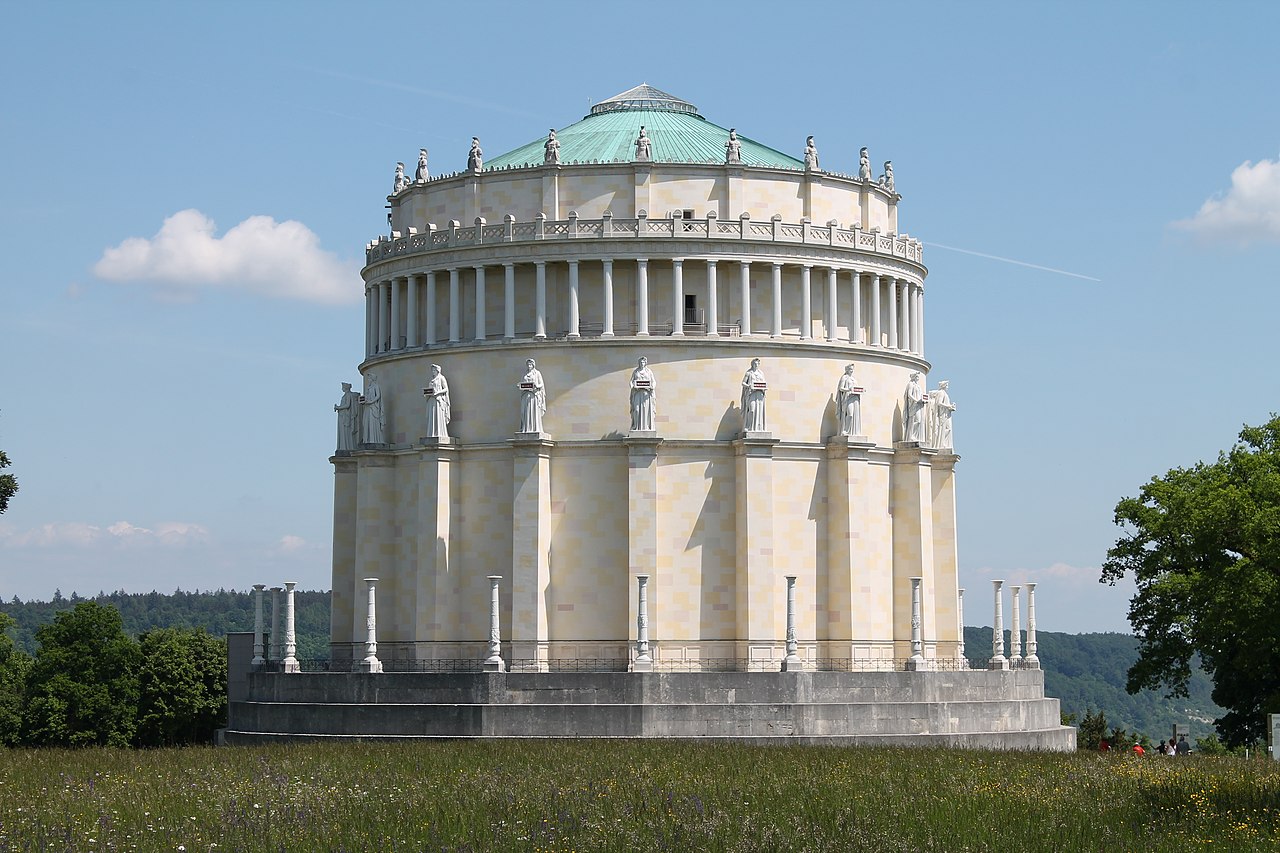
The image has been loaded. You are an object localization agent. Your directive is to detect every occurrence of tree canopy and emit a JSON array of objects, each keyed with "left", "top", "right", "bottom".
[
  {"left": 1102, "top": 415, "right": 1280, "bottom": 747},
  {"left": 0, "top": 448, "right": 16, "bottom": 514}
]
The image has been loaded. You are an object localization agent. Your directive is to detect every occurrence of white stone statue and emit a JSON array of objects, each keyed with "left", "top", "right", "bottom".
[
  {"left": 544, "top": 129, "right": 560, "bottom": 165},
  {"left": 927, "top": 380, "right": 956, "bottom": 450},
  {"left": 468, "top": 137, "right": 483, "bottom": 171},
  {"left": 361, "top": 373, "right": 386, "bottom": 445},
  {"left": 423, "top": 364, "right": 451, "bottom": 440},
  {"left": 803, "top": 136, "right": 819, "bottom": 171},
  {"left": 859, "top": 147, "right": 872, "bottom": 181},
  {"left": 334, "top": 381, "right": 360, "bottom": 452},
  {"left": 835, "top": 364, "right": 863, "bottom": 437},
  {"left": 725, "top": 128, "right": 742, "bottom": 165},
  {"left": 392, "top": 162, "right": 409, "bottom": 193},
  {"left": 634, "top": 126, "right": 651, "bottom": 161},
  {"left": 740, "top": 358, "right": 767, "bottom": 433},
  {"left": 629, "top": 356, "right": 656, "bottom": 432},
  {"left": 517, "top": 358, "right": 546, "bottom": 434},
  {"left": 414, "top": 148, "right": 429, "bottom": 183},
  {"left": 902, "top": 372, "right": 926, "bottom": 444},
  {"left": 880, "top": 161, "right": 894, "bottom": 192}
]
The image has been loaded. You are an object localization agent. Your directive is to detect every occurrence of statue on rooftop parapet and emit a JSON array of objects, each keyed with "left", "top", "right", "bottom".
[
  {"left": 361, "top": 373, "right": 386, "bottom": 445},
  {"left": 804, "top": 136, "right": 819, "bottom": 171},
  {"left": 835, "top": 364, "right": 863, "bottom": 438},
  {"left": 423, "top": 364, "right": 451, "bottom": 441},
  {"left": 393, "top": 162, "right": 409, "bottom": 193},
  {"left": 635, "top": 126, "right": 651, "bottom": 161},
  {"left": 335, "top": 381, "right": 360, "bottom": 452},
  {"left": 725, "top": 128, "right": 742, "bottom": 165},
  {"left": 544, "top": 129, "right": 560, "bottom": 165},
  {"left": 629, "top": 356, "right": 656, "bottom": 432},
  {"left": 902, "top": 371, "right": 926, "bottom": 444},
  {"left": 880, "top": 161, "right": 894, "bottom": 192},
  {"left": 927, "top": 380, "right": 956, "bottom": 450},
  {"left": 468, "top": 137, "right": 483, "bottom": 171},
  {"left": 859, "top": 147, "right": 872, "bottom": 181},
  {"left": 740, "top": 358, "right": 768, "bottom": 433},
  {"left": 415, "top": 149, "right": 429, "bottom": 183},
  {"left": 518, "top": 358, "right": 546, "bottom": 434}
]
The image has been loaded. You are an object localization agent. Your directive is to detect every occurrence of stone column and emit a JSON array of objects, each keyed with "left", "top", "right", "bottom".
[
  {"left": 448, "top": 268, "right": 461, "bottom": 343},
  {"left": 636, "top": 258, "right": 649, "bottom": 335},
  {"left": 917, "top": 288, "right": 925, "bottom": 357},
  {"left": 269, "top": 587, "right": 282, "bottom": 662},
  {"left": 739, "top": 260, "right": 751, "bottom": 335},
  {"left": 407, "top": 274, "right": 419, "bottom": 348},
  {"left": 534, "top": 262, "right": 547, "bottom": 339},
  {"left": 1010, "top": 584, "right": 1023, "bottom": 666},
  {"left": 899, "top": 281, "right": 911, "bottom": 352},
  {"left": 365, "top": 287, "right": 374, "bottom": 356},
  {"left": 510, "top": 435, "right": 553, "bottom": 670},
  {"left": 425, "top": 271, "right": 437, "bottom": 347},
  {"left": 735, "top": 433, "right": 778, "bottom": 668},
  {"left": 799, "top": 265, "right": 812, "bottom": 339},
  {"left": 850, "top": 269, "right": 862, "bottom": 344},
  {"left": 474, "top": 265, "right": 486, "bottom": 342},
  {"left": 359, "top": 577, "right": 382, "bottom": 673},
  {"left": 283, "top": 581, "right": 300, "bottom": 673},
  {"left": 957, "top": 587, "right": 967, "bottom": 667},
  {"left": 770, "top": 262, "right": 782, "bottom": 338},
  {"left": 1025, "top": 582, "right": 1040, "bottom": 669},
  {"left": 886, "top": 276, "right": 898, "bottom": 350},
  {"left": 632, "top": 574, "right": 653, "bottom": 672},
  {"left": 389, "top": 277, "right": 401, "bottom": 351},
  {"left": 706, "top": 260, "right": 719, "bottom": 336},
  {"left": 504, "top": 263, "right": 516, "bottom": 340},
  {"left": 869, "top": 274, "right": 881, "bottom": 346},
  {"left": 378, "top": 281, "right": 390, "bottom": 353},
  {"left": 825, "top": 267, "right": 837, "bottom": 341},
  {"left": 782, "top": 575, "right": 803, "bottom": 671},
  {"left": 483, "top": 575, "right": 505, "bottom": 672},
  {"left": 989, "top": 579, "right": 1008, "bottom": 670},
  {"left": 602, "top": 259, "right": 615, "bottom": 337},
  {"left": 907, "top": 576, "right": 926, "bottom": 669},
  {"left": 671, "top": 258, "right": 684, "bottom": 335},
  {"left": 251, "top": 584, "right": 266, "bottom": 666}
]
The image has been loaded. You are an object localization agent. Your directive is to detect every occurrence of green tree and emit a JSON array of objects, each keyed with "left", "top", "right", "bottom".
[
  {"left": 0, "top": 613, "right": 32, "bottom": 744},
  {"left": 0, "top": 448, "right": 16, "bottom": 514},
  {"left": 136, "top": 627, "right": 227, "bottom": 746},
  {"left": 1101, "top": 415, "right": 1280, "bottom": 748},
  {"left": 1077, "top": 708, "right": 1110, "bottom": 751},
  {"left": 21, "top": 601, "right": 140, "bottom": 747}
]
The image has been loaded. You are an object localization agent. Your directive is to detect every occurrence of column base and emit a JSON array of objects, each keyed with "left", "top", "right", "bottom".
[
  {"left": 1023, "top": 655, "right": 1041, "bottom": 669},
  {"left": 630, "top": 658, "right": 653, "bottom": 673},
  {"left": 357, "top": 658, "right": 383, "bottom": 674},
  {"left": 988, "top": 656, "right": 1010, "bottom": 671},
  {"left": 905, "top": 655, "right": 929, "bottom": 671},
  {"left": 283, "top": 659, "right": 300, "bottom": 674},
  {"left": 482, "top": 658, "right": 506, "bottom": 673},
  {"left": 781, "top": 655, "right": 804, "bottom": 672}
]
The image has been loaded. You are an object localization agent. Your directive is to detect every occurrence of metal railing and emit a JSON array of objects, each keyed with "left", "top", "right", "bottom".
[{"left": 256, "top": 656, "right": 982, "bottom": 675}]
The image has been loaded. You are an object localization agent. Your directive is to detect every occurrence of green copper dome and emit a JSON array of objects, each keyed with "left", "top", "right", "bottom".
[{"left": 485, "top": 84, "right": 803, "bottom": 170}]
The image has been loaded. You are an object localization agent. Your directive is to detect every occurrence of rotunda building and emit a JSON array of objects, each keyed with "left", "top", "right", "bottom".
[{"left": 333, "top": 84, "right": 956, "bottom": 673}]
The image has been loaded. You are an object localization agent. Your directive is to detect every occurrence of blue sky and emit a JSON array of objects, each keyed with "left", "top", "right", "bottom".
[{"left": 3, "top": 1, "right": 1278, "bottom": 633}]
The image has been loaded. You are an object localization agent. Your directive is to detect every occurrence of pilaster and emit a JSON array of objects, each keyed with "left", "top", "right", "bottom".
[
  {"left": 329, "top": 456, "right": 358, "bottom": 659},
  {"left": 625, "top": 434, "right": 662, "bottom": 658},
  {"left": 891, "top": 444, "right": 936, "bottom": 661},
  {"left": 416, "top": 440, "right": 458, "bottom": 644},
  {"left": 510, "top": 434, "right": 554, "bottom": 671},
  {"left": 734, "top": 433, "right": 778, "bottom": 668},
  {"left": 353, "top": 454, "right": 397, "bottom": 649},
  {"left": 930, "top": 452, "right": 961, "bottom": 659}
]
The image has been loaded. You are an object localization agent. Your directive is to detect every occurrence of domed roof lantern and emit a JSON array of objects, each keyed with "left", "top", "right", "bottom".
[{"left": 590, "top": 83, "right": 702, "bottom": 118}]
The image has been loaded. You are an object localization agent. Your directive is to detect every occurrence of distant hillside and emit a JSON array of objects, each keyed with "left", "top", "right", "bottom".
[
  {"left": 2, "top": 592, "right": 1224, "bottom": 741},
  {"left": 965, "top": 626, "right": 1223, "bottom": 741}
]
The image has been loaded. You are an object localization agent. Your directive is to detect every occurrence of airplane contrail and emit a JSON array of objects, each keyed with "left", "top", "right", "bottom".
[
  {"left": 288, "top": 65, "right": 545, "bottom": 121},
  {"left": 923, "top": 242, "right": 1102, "bottom": 282}
]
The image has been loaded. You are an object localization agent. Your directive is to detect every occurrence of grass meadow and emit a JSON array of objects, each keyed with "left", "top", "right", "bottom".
[{"left": 1, "top": 741, "right": 1278, "bottom": 852}]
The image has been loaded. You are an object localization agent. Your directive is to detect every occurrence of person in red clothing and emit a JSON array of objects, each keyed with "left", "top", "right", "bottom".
[{"left": 1133, "top": 743, "right": 1145, "bottom": 756}]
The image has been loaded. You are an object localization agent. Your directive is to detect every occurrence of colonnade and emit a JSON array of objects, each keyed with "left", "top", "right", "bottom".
[{"left": 364, "top": 258, "right": 925, "bottom": 358}]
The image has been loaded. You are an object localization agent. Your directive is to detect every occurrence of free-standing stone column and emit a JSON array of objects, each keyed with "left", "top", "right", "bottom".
[
  {"left": 800, "top": 265, "right": 812, "bottom": 339},
  {"left": 907, "top": 576, "right": 926, "bottom": 670},
  {"left": 989, "top": 579, "right": 1008, "bottom": 670},
  {"left": 407, "top": 274, "right": 420, "bottom": 348},
  {"left": 359, "top": 577, "right": 383, "bottom": 673},
  {"left": 739, "top": 260, "right": 751, "bottom": 336},
  {"left": 825, "top": 267, "right": 837, "bottom": 341},
  {"left": 632, "top": 574, "right": 653, "bottom": 672},
  {"left": 483, "top": 575, "right": 506, "bottom": 672},
  {"left": 534, "top": 262, "right": 547, "bottom": 339},
  {"left": 770, "top": 263, "right": 782, "bottom": 338},
  {"left": 510, "top": 435, "right": 553, "bottom": 671},
  {"left": 957, "top": 587, "right": 967, "bottom": 667},
  {"left": 1025, "top": 582, "right": 1040, "bottom": 669},
  {"left": 474, "top": 265, "right": 487, "bottom": 342},
  {"left": 448, "top": 268, "right": 461, "bottom": 342},
  {"left": 869, "top": 274, "right": 881, "bottom": 346},
  {"left": 886, "top": 276, "right": 899, "bottom": 350},
  {"left": 567, "top": 260, "right": 580, "bottom": 338},
  {"left": 671, "top": 259, "right": 684, "bottom": 335},
  {"left": 389, "top": 277, "right": 401, "bottom": 350},
  {"left": 426, "top": 271, "right": 437, "bottom": 346},
  {"left": 283, "top": 581, "right": 300, "bottom": 673},
  {"left": 782, "top": 575, "right": 802, "bottom": 671},
  {"left": 602, "top": 259, "right": 615, "bottom": 337},
  {"left": 504, "top": 263, "right": 516, "bottom": 340},
  {"left": 1010, "top": 584, "right": 1023, "bottom": 667},
  {"left": 636, "top": 258, "right": 649, "bottom": 336},
  {"left": 850, "top": 269, "right": 862, "bottom": 344},
  {"left": 706, "top": 260, "right": 718, "bottom": 336},
  {"left": 252, "top": 584, "right": 266, "bottom": 666},
  {"left": 269, "top": 587, "right": 282, "bottom": 662}
]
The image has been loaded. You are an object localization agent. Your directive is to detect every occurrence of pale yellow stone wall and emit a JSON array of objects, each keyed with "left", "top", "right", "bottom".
[{"left": 559, "top": 172, "right": 635, "bottom": 219}]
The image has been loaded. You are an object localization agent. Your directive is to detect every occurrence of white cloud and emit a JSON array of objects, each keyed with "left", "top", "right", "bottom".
[
  {"left": 1175, "top": 156, "right": 1280, "bottom": 244},
  {"left": 93, "top": 209, "right": 360, "bottom": 304},
  {"left": 0, "top": 520, "right": 209, "bottom": 549},
  {"left": 275, "top": 534, "right": 307, "bottom": 553}
]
